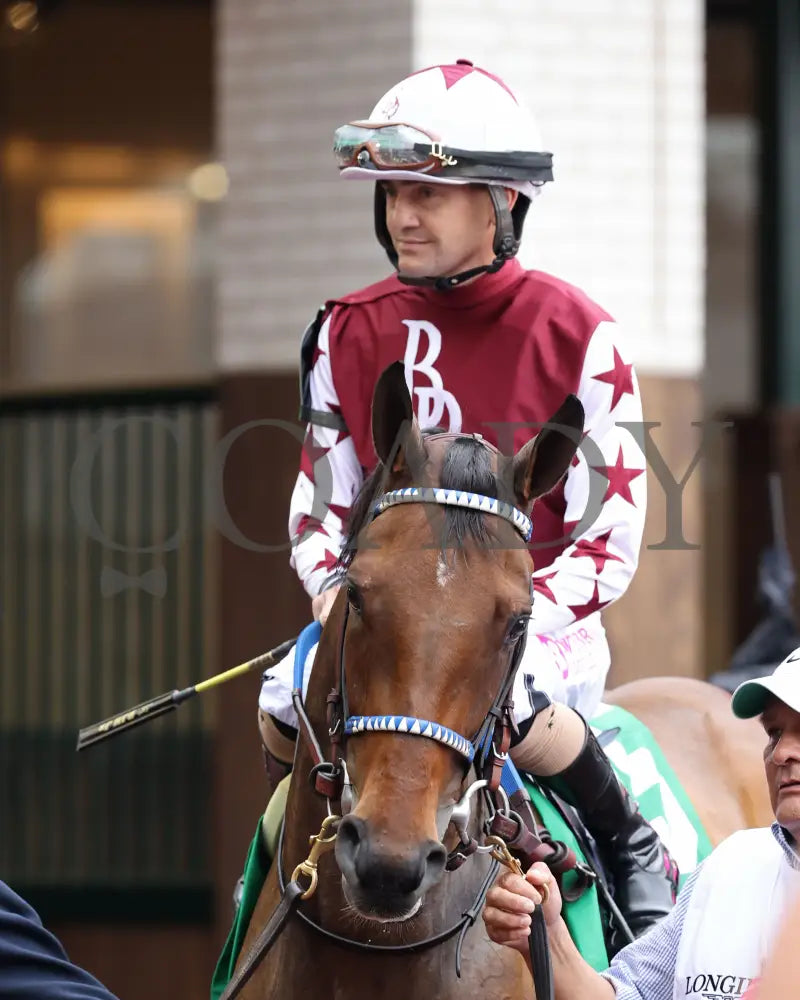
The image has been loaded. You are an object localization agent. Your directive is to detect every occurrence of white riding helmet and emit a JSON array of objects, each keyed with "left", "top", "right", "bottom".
[{"left": 333, "top": 60, "right": 554, "bottom": 288}]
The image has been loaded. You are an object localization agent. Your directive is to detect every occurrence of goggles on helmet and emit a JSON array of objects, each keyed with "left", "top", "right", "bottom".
[{"left": 333, "top": 121, "right": 553, "bottom": 183}]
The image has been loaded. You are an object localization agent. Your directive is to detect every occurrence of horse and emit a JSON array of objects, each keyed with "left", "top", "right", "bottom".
[
  {"left": 231, "top": 361, "right": 772, "bottom": 999},
  {"left": 607, "top": 677, "right": 772, "bottom": 844}
]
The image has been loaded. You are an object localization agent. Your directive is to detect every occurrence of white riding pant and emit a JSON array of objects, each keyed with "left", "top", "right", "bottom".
[{"left": 258, "top": 610, "right": 611, "bottom": 730}]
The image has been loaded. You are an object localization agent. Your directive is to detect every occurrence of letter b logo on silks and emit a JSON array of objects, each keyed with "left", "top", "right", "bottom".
[{"left": 402, "top": 320, "right": 463, "bottom": 430}]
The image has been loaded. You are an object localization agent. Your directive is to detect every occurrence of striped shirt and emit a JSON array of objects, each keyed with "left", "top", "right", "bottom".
[{"left": 602, "top": 824, "right": 799, "bottom": 999}]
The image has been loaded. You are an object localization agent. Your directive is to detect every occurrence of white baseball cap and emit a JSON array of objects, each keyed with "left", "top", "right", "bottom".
[{"left": 731, "top": 647, "right": 800, "bottom": 718}]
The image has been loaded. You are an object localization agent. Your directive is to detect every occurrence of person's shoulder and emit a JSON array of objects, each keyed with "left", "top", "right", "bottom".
[
  {"left": 0, "top": 880, "right": 120, "bottom": 999},
  {"left": 706, "top": 827, "right": 781, "bottom": 868},
  {"left": 517, "top": 268, "right": 614, "bottom": 339},
  {"left": 0, "top": 879, "right": 37, "bottom": 921},
  {"left": 715, "top": 826, "right": 778, "bottom": 849},
  {"left": 321, "top": 276, "right": 425, "bottom": 355},
  {"left": 689, "top": 828, "right": 782, "bottom": 903},
  {"left": 521, "top": 268, "right": 613, "bottom": 315},
  {"left": 329, "top": 274, "right": 421, "bottom": 309}
]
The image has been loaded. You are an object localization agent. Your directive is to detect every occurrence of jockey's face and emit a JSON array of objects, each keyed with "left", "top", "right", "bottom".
[
  {"left": 382, "top": 181, "right": 517, "bottom": 281},
  {"left": 761, "top": 695, "right": 800, "bottom": 839}
]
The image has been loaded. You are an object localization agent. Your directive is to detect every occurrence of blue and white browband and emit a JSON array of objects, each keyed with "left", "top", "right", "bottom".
[
  {"left": 345, "top": 715, "right": 476, "bottom": 763},
  {"left": 372, "top": 488, "right": 533, "bottom": 542}
]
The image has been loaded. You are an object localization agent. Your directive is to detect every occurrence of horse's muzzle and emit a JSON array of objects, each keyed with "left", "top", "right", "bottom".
[{"left": 335, "top": 815, "right": 447, "bottom": 920}]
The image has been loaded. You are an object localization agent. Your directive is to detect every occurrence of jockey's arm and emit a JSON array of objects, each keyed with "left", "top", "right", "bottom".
[
  {"left": 530, "top": 321, "right": 646, "bottom": 635},
  {"left": 288, "top": 312, "right": 364, "bottom": 599}
]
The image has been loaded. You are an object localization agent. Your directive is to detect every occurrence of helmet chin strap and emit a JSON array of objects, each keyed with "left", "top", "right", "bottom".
[
  {"left": 374, "top": 185, "right": 524, "bottom": 291},
  {"left": 398, "top": 257, "right": 506, "bottom": 291}
]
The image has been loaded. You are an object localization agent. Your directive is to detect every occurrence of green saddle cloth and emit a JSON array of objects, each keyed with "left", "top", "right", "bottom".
[
  {"left": 210, "top": 818, "right": 273, "bottom": 1000},
  {"left": 210, "top": 703, "right": 713, "bottom": 998}
]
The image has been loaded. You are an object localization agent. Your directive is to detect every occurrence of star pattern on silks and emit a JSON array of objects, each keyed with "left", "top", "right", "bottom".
[
  {"left": 591, "top": 347, "right": 634, "bottom": 411},
  {"left": 568, "top": 581, "right": 611, "bottom": 620},
  {"left": 311, "top": 548, "right": 341, "bottom": 577},
  {"left": 326, "top": 502, "right": 351, "bottom": 524},
  {"left": 569, "top": 529, "right": 624, "bottom": 574},
  {"left": 562, "top": 519, "right": 581, "bottom": 543},
  {"left": 300, "top": 433, "right": 331, "bottom": 482},
  {"left": 295, "top": 513, "right": 329, "bottom": 541},
  {"left": 590, "top": 447, "right": 644, "bottom": 505},
  {"left": 533, "top": 571, "right": 558, "bottom": 604},
  {"left": 311, "top": 338, "right": 326, "bottom": 370}
]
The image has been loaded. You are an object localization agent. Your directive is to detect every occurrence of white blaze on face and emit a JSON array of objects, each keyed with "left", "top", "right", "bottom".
[{"left": 436, "top": 555, "right": 454, "bottom": 588}]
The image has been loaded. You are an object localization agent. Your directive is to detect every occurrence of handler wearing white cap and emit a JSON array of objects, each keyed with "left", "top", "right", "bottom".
[{"left": 481, "top": 648, "right": 800, "bottom": 1000}]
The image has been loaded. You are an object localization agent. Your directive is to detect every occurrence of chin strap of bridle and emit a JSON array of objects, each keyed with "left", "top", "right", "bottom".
[{"left": 374, "top": 184, "right": 527, "bottom": 291}]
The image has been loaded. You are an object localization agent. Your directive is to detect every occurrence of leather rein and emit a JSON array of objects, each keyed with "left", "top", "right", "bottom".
[{"left": 220, "top": 485, "right": 558, "bottom": 1000}]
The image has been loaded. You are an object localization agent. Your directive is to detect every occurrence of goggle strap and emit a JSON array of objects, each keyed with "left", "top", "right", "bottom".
[
  {"left": 447, "top": 147, "right": 552, "bottom": 170},
  {"left": 412, "top": 144, "right": 553, "bottom": 182}
]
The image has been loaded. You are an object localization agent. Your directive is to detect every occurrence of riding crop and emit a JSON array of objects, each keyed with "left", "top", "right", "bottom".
[{"left": 75, "top": 636, "right": 297, "bottom": 751}]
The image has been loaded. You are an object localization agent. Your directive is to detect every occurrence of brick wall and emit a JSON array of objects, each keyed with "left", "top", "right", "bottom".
[{"left": 217, "top": 0, "right": 412, "bottom": 371}]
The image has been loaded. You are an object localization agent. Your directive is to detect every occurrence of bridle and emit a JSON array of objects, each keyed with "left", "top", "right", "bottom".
[
  {"left": 220, "top": 484, "right": 555, "bottom": 1000},
  {"left": 334, "top": 486, "right": 534, "bottom": 788}
]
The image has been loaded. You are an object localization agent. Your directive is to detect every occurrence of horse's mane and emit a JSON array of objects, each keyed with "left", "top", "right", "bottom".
[{"left": 340, "top": 433, "right": 503, "bottom": 570}]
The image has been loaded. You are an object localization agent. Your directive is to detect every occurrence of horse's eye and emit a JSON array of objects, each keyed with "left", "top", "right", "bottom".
[
  {"left": 346, "top": 582, "right": 363, "bottom": 615},
  {"left": 506, "top": 616, "right": 530, "bottom": 644}
]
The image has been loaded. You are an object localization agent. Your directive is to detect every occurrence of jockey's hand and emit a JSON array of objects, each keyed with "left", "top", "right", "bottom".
[
  {"left": 311, "top": 585, "right": 341, "bottom": 625},
  {"left": 483, "top": 862, "right": 563, "bottom": 956}
]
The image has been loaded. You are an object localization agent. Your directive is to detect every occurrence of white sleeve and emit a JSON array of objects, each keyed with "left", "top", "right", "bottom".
[
  {"left": 530, "top": 321, "right": 646, "bottom": 635},
  {"left": 288, "top": 315, "right": 364, "bottom": 598}
]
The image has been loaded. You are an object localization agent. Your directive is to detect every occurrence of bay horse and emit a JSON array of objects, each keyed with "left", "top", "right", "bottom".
[
  {"left": 607, "top": 677, "right": 772, "bottom": 844},
  {"left": 232, "top": 361, "right": 585, "bottom": 999},
  {"left": 232, "top": 362, "right": 772, "bottom": 999}
]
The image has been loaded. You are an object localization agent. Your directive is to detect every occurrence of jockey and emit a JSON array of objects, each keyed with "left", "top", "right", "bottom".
[
  {"left": 257, "top": 60, "right": 677, "bottom": 943},
  {"left": 482, "top": 646, "right": 800, "bottom": 998}
]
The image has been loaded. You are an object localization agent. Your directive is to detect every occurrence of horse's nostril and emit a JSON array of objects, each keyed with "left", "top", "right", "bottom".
[
  {"left": 335, "top": 815, "right": 448, "bottom": 908},
  {"left": 424, "top": 840, "right": 447, "bottom": 881},
  {"left": 337, "top": 815, "right": 365, "bottom": 853},
  {"left": 335, "top": 815, "right": 365, "bottom": 880}
]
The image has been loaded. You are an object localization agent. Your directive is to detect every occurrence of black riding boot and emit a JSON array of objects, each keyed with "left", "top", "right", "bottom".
[{"left": 544, "top": 720, "right": 679, "bottom": 950}]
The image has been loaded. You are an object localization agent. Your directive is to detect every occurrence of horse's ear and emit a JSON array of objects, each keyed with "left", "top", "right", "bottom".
[
  {"left": 372, "top": 362, "right": 424, "bottom": 473},
  {"left": 512, "top": 394, "right": 585, "bottom": 506}
]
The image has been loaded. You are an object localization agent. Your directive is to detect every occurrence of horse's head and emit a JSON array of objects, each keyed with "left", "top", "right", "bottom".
[{"left": 331, "top": 362, "right": 584, "bottom": 921}]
